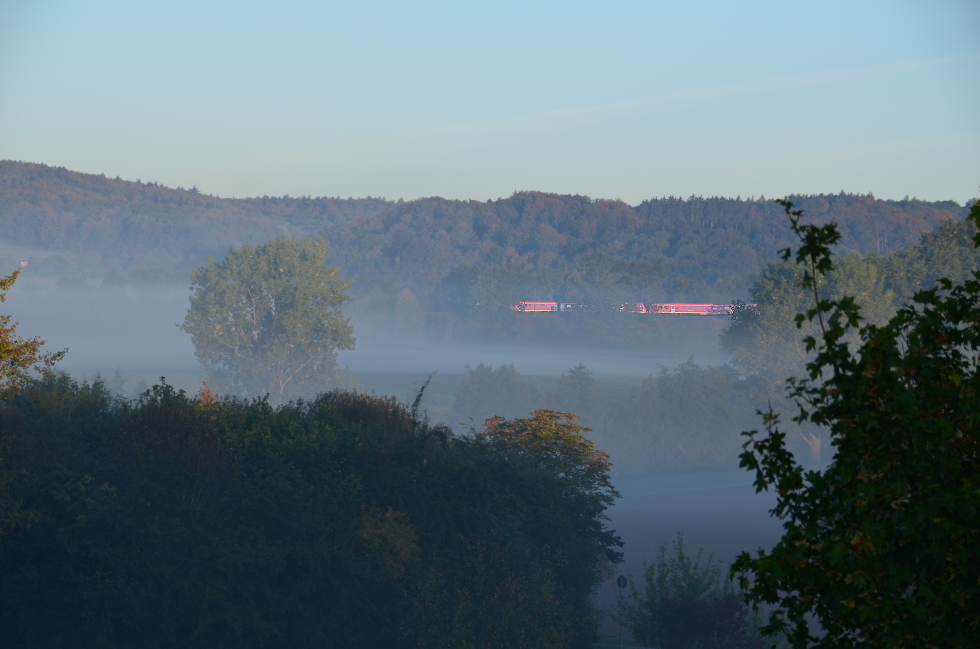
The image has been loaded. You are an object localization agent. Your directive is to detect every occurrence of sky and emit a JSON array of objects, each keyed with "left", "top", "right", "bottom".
[{"left": 1, "top": 0, "right": 977, "bottom": 205}]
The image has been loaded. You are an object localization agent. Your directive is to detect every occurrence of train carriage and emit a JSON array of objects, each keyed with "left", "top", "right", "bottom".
[
  {"left": 508, "top": 301, "right": 747, "bottom": 315},
  {"left": 650, "top": 303, "right": 734, "bottom": 315}
]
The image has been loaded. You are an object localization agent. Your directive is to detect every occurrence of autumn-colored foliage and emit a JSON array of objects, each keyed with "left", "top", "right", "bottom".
[{"left": 0, "top": 269, "right": 65, "bottom": 398}]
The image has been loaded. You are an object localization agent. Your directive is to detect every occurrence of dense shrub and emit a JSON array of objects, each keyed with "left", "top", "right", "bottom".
[
  {"left": 0, "top": 375, "right": 621, "bottom": 649},
  {"left": 617, "top": 534, "right": 764, "bottom": 649}
]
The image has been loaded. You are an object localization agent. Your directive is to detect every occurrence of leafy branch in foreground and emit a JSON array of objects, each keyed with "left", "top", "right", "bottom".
[{"left": 732, "top": 199, "right": 980, "bottom": 648}]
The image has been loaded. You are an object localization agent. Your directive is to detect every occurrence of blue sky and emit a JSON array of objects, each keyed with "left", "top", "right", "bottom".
[{"left": 1, "top": 0, "right": 977, "bottom": 204}]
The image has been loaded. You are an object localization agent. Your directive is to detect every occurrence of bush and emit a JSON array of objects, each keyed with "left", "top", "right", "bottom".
[
  {"left": 0, "top": 377, "right": 621, "bottom": 648},
  {"left": 616, "top": 534, "right": 763, "bottom": 649}
]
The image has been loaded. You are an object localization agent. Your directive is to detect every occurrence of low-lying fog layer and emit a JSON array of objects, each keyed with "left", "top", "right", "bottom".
[
  {"left": 6, "top": 280, "right": 198, "bottom": 374},
  {"left": 8, "top": 279, "right": 731, "bottom": 387}
]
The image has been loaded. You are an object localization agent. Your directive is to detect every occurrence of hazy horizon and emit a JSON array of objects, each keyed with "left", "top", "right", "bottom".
[{"left": 2, "top": 1, "right": 977, "bottom": 205}]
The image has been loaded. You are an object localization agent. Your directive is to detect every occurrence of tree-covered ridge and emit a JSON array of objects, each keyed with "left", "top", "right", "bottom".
[
  {"left": 0, "top": 161, "right": 391, "bottom": 269},
  {"left": 2, "top": 161, "right": 967, "bottom": 290},
  {"left": 321, "top": 191, "right": 967, "bottom": 288}
]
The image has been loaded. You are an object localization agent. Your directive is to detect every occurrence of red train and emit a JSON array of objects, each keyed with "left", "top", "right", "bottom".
[{"left": 509, "top": 301, "right": 745, "bottom": 315}]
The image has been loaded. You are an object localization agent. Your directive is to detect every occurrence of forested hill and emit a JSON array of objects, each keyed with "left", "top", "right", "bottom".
[
  {"left": 0, "top": 161, "right": 391, "bottom": 269},
  {"left": 320, "top": 192, "right": 967, "bottom": 288},
  {"left": 1, "top": 160, "right": 969, "bottom": 288}
]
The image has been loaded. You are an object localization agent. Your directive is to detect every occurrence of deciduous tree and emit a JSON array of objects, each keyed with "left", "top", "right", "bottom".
[
  {"left": 732, "top": 200, "right": 980, "bottom": 648},
  {"left": 180, "top": 237, "right": 354, "bottom": 405}
]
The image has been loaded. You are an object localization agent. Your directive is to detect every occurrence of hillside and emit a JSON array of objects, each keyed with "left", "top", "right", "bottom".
[
  {"left": 0, "top": 161, "right": 391, "bottom": 271},
  {"left": 320, "top": 192, "right": 967, "bottom": 290},
  {"left": 0, "top": 161, "right": 969, "bottom": 295}
]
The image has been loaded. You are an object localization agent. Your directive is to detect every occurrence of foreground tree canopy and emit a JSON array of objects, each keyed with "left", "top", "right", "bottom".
[
  {"left": 0, "top": 375, "right": 621, "bottom": 649},
  {"left": 733, "top": 200, "right": 980, "bottom": 648},
  {"left": 180, "top": 237, "right": 355, "bottom": 405}
]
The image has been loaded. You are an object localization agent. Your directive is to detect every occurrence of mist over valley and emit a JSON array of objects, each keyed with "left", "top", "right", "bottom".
[
  {"left": 1, "top": 158, "right": 976, "bottom": 646},
  {"left": 3, "top": 2, "right": 977, "bottom": 643}
]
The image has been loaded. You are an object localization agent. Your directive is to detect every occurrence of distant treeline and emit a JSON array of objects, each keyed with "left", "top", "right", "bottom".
[
  {"left": 324, "top": 191, "right": 966, "bottom": 294},
  {"left": 2, "top": 161, "right": 968, "bottom": 285},
  {"left": 0, "top": 374, "right": 620, "bottom": 648},
  {"left": 0, "top": 161, "right": 390, "bottom": 271}
]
